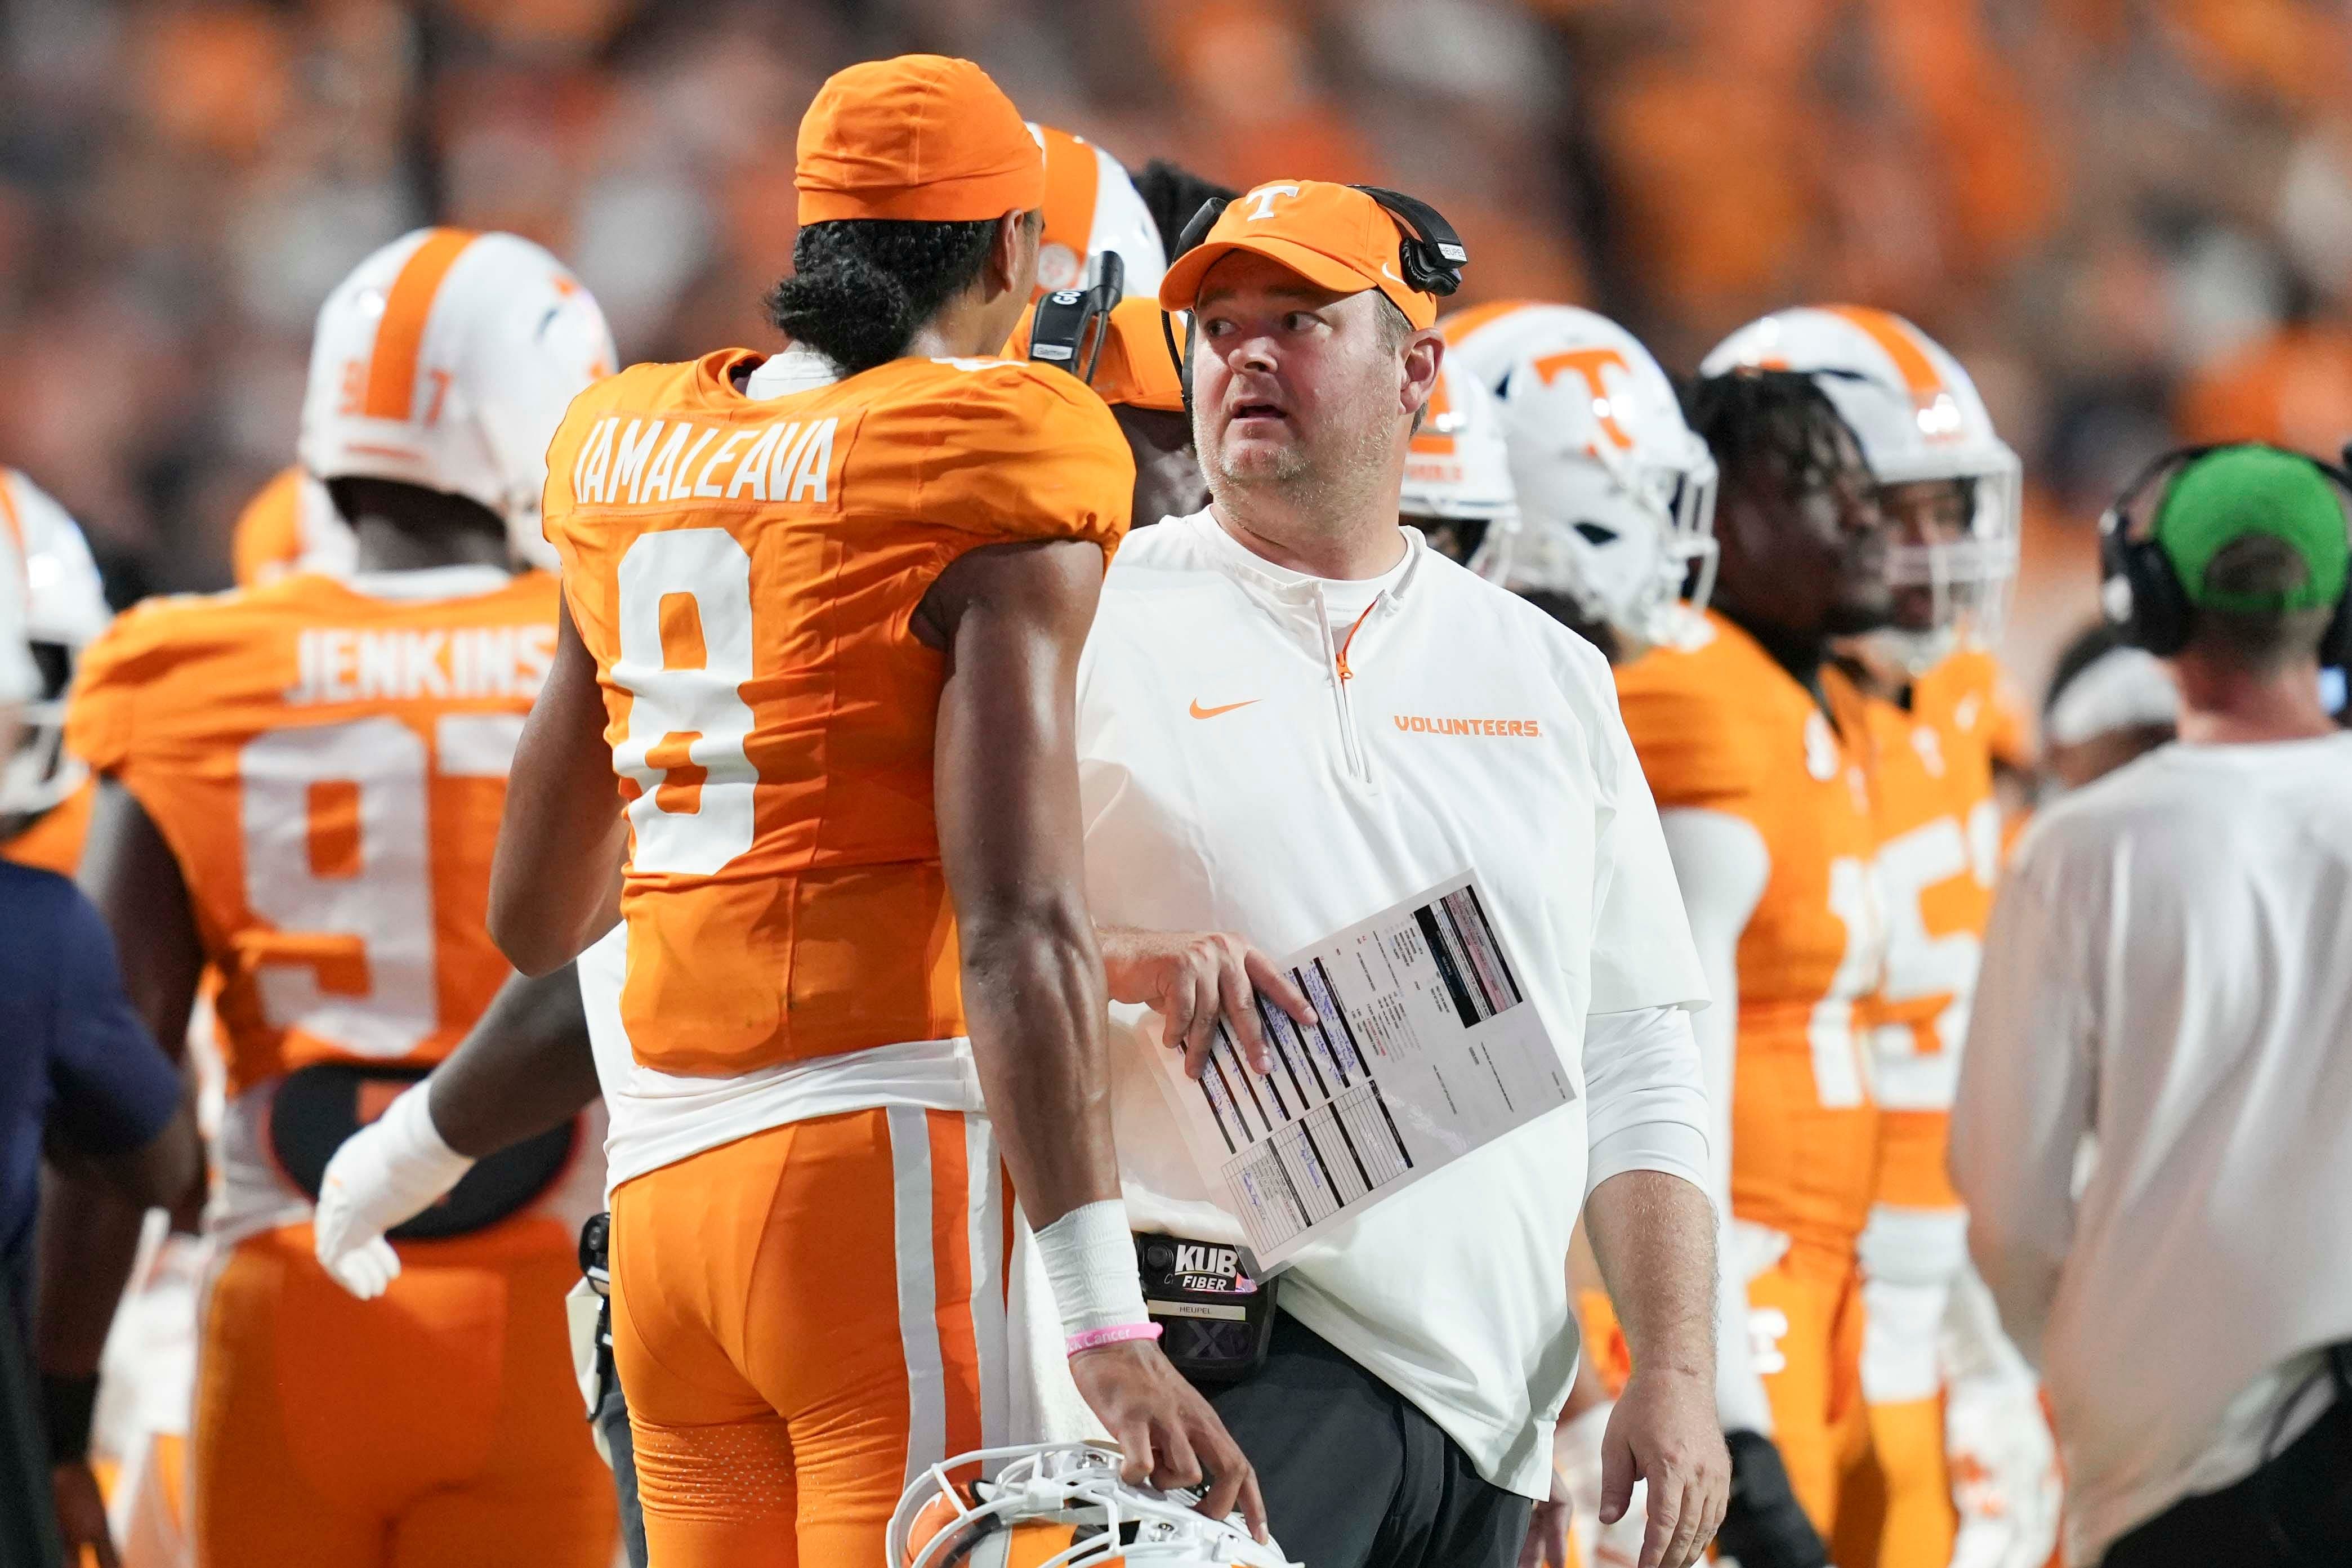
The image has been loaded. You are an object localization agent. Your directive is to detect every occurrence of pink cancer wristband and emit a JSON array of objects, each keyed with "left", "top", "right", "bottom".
[{"left": 1066, "top": 1321, "right": 1163, "bottom": 1356}]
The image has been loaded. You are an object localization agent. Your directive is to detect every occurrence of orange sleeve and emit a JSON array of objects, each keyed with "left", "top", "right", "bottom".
[
  {"left": 64, "top": 598, "right": 178, "bottom": 777},
  {"left": 891, "top": 361, "right": 1135, "bottom": 557},
  {"left": 229, "top": 468, "right": 307, "bottom": 587},
  {"left": 1614, "top": 657, "right": 1762, "bottom": 815},
  {"left": 1985, "top": 672, "right": 2033, "bottom": 771}
]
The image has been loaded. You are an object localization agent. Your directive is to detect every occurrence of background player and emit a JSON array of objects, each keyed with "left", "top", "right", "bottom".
[
  {"left": 1613, "top": 368, "right": 1893, "bottom": 1567},
  {"left": 1396, "top": 354, "right": 1519, "bottom": 576},
  {"left": 492, "top": 55, "right": 1258, "bottom": 1566},
  {"left": 1705, "top": 307, "right": 2055, "bottom": 1568},
  {"left": 51, "top": 226, "right": 620, "bottom": 1568},
  {"left": 1443, "top": 301, "right": 1720, "bottom": 664},
  {"left": 1435, "top": 298, "right": 1718, "bottom": 1567},
  {"left": 0, "top": 470, "right": 112, "bottom": 874}
]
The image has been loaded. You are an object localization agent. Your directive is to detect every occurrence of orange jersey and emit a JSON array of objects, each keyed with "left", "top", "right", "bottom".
[
  {"left": 1858, "top": 648, "right": 2006, "bottom": 1211},
  {"left": 1616, "top": 609, "right": 1886, "bottom": 1259},
  {"left": 542, "top": 349, "right": 1131, "bottom": 1079},
  {"left": 65, "top": 569, "right": 557, "bottom": 1096},
  {"left": 1, "top": 775, "right": 92, "bottom": 873}
]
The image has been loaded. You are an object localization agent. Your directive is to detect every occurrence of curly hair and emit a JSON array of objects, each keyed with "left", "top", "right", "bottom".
[
  {"left": 1681, "top": 368, "right": 1862, "bottom": 506},
  {"left": 1127, "top": 159, "right": 1240, "bottom": 259},
  {"left": 763, "top": 217, "right": 999, "bottom": 374}
]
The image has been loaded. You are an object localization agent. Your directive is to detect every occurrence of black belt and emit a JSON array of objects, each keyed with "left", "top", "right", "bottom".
[{"left": 267, "top": 1062, "right": 578, "bottom": 1241}]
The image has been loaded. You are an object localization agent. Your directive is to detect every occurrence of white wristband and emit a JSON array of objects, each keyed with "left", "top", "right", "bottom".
[
  {"left": 380, "top": 1081, "right": 476, "bottom": 1187},
  {"left": 1034, "top": 1199, "right": 1149, "bottom": 1339}
]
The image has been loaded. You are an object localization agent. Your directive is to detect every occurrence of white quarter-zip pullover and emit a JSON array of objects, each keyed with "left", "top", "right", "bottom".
[{"left": 1075, "top": 510, "right": 1711, "bottom": 1496}]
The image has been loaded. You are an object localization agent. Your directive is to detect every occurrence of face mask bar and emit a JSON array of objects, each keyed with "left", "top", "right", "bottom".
[{"left": 1880, "top": 459, "right": 2023, "bottom": 658}]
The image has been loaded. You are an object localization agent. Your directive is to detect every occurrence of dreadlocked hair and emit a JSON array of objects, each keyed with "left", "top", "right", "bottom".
[
  {"left": 763, "top": 217, "right": 997, "bottom": 375},
  {"left": 1128, "top": 159, "right": 1240, "bottom": 258},
  {"left": 1681, "top": 368, "right": 1858, "bottom": 506}
]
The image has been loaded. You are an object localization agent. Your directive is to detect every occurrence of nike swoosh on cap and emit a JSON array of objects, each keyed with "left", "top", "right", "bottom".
[{"left": 1189, "top": 698, "right": 1260, "bottom": 720}]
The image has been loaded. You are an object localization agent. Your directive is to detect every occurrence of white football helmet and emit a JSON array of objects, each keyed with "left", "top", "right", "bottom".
[
  {"left": 1400, "top": 356, "right": 1520, "bottom": 583},
  {"left": 1029, "top": 125, "right": 1171, "bottom": 300},
  {"left": 1444, "top": 303, "right": 1717, "bottom": 656},
  {"left": 891, "top": 1444, "right": 1296, "bottom": 1568},
  {"left": 298, "top": 227, "right": 615, "bottom": 571},
  {"left": 0, "top": 469, "right": 109, "bottom": 819},
  {"left": 1700, "top": 306, "right": 2021, "bottom": 671}
]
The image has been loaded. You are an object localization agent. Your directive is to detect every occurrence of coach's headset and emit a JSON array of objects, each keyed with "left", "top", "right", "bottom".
[
  {"left": 2098, "top": 440, "right": 2352, "bottom": 665},
  {"left": 1024, "top": 251, "right": 1126, "bottom": 387},
  {"left": 1156, "top": 185, "right": 1468, "bottom": 418}
]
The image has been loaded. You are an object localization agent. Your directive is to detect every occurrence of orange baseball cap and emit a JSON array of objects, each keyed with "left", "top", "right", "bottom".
[
  {"left": 1004, "top": 296, "right": 1187, "bottom": 413},
  {"left": 1158, "top": 180, "right": 1442, "bottom": 330},
  {"left": 796, "top": 55, "right": 1046, "bottom": 225}
]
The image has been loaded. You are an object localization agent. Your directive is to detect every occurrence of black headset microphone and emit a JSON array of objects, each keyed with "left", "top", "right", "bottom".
[
  {"left": 1156, "top": 185, "right": 1469, "bottom": 418},
  {"left": 1024, "top": 249, "right": 1126, "bottom": 386},
  {"left": 2096, "top": 440, "right": 2352, "bottom": 667}
]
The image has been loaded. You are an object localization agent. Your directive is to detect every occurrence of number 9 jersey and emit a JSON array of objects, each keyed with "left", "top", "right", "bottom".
[{"left": 65, "top": 570, "right": 559, "bottom": 1104}]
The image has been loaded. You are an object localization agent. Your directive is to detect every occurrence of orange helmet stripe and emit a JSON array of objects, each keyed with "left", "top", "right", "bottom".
[
  {"left": 1438, "top": 298, "right": 1535, "bottom": 346},
  {"left": 1036, "top": 126, "right": 1100, "bottom": 275},
  {"left": 1822, "top": 304, "right": 1944, "bottom": 409},
  {"left": 361, "top": 228, "right": 477, "bottom": 421},
  {"left": 0, "top": 471, "right": 21, "bottom": 554}
]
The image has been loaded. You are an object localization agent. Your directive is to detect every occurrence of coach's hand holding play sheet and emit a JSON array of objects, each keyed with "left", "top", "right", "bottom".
[{"left": 1140, "top": 870, "right": 1569, "bottom": 1271}]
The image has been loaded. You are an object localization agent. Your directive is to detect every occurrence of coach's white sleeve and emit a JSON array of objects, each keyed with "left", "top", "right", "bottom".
[
  {"left": 1583, "top": 1005, "right": 1710, "bottom": 1194},
  {"left": 1949, "top": 841, "right": 2095, "bottom": 1371},
  {"left": 1659, "top": 807, "right": 1774, "bottom": 1437}
]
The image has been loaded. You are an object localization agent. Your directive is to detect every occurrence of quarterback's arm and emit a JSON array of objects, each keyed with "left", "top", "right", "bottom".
[
  {"left": 489, "top": 596, "right": 627, "bottom": 976},
  {"left": 927, "top": 535, "right": 1264, "bottom": 1531},
  {"left": 927, "top": 537, "right": 1123, "bottom": 1234},
  {"left": 1949, "top": 859, "right": 2092, "bottom": 1369},
  {"left": 1655, "top": 808, "right": 1771, "bottom": 1436}
]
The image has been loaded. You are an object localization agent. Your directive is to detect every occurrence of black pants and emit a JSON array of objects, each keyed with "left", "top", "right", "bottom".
[
  {"left": 2102, "top": 1392, "right": 2352, "bottom": 1568},
  {"left": 596, "top": 1374, "right": 649, "bottom": 1567},
  {"left": 1206, "top": 1314, "right": 1533, "bottom": 1568}
]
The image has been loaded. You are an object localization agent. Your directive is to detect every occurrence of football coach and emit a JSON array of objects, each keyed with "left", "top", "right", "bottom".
[
  {"left": 1062, "top": 180, "right": 1730, "bottom": 1568},
  {"left": 1953, "top": 444, "right": 2352, "bottom": 1567}
]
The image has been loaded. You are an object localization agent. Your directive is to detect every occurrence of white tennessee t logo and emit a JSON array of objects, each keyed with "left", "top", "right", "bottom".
[{"left": 1244, "top": 184, "right": 1302, "bottom": 220}]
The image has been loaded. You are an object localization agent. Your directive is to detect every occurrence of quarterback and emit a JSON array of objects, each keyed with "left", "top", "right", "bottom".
[{"left": 490, "top": 55, "right": 1256, "bottom": 1566}]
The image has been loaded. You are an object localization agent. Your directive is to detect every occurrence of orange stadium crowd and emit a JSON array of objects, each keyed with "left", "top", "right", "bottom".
[{"left": 7, "top": 0, "right": 2352, "bottom": 692}]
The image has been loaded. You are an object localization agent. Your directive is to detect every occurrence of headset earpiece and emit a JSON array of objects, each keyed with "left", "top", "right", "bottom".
[
  {"left": 2102, "top": 445, "right": 2217, "bottom": 656},
  {"left": 1351, "top": 185, "right": 1467, "bottom": 297}
]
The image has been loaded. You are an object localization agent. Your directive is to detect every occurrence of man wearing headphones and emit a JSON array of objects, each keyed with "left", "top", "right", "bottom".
[
  {"left": 1061, "top": 178, "right": 1729, "bottom": 1568},
  {"left": 1952, "top": 443, "right": 2352, "bottom": 1567}
]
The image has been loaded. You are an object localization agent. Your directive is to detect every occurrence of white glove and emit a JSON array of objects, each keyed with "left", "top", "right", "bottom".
[
  {"left": 311, "top": 1083, "right": 475, "bottom": 1300},
  {"left": 1943, "top": 1263, "right": 2063, "bottom": 1568},
  {"left": 1945, "top": 1368, "right": 2062, "bottom": 1568}
]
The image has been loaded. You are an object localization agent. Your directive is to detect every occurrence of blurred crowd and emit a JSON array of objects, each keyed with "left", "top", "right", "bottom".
[{"left": 7, "top": 0, "right": 2352, "bottom": 693}]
